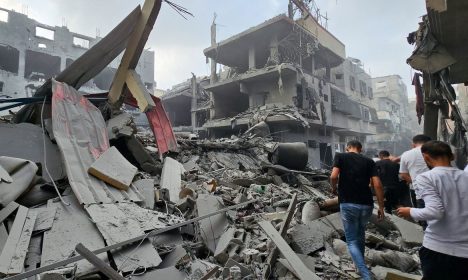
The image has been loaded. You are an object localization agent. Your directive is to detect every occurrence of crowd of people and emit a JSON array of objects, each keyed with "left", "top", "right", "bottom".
[{"left": 330, "top": 135, "right": 468, "bottom": 280}]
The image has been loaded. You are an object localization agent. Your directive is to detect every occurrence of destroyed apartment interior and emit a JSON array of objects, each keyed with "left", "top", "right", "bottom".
[{"left": 0, "top": 0, "right": 467, "bottom": 280}]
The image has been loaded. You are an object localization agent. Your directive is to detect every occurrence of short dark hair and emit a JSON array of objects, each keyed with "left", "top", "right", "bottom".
[
  {"left": 379, "top": 150, "right": 390, "bottom": 157},
  {"left": 346, "top": 140, "right": 362, "bottom": 150},
  {"left": 421, "top": 140, "right": 454, "bottom": 160},
  {"left": 413, "top": 134, "right": 431, "bottom": 144}
]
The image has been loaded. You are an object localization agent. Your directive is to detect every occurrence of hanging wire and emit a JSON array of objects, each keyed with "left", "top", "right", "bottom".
[
  {"left": 164, "top": 0, "right": 193, "bottom": 20},
  {"left": 40, "top": 96, "right": 70, "bottom": 206}
]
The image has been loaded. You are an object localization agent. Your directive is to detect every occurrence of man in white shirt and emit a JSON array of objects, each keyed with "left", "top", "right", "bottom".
[
  {"left": 399, "top": 135, "right": 431, "bottom": 227},
  {"left": 397, "top": 141, "right": 468, "bottom": 279}
]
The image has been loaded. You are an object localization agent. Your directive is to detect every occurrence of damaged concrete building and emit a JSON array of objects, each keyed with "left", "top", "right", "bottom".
[
  {"left": 0, "top": 7, "right": 155, "bottom": 103},
  {"left": 367, "top": 75, "right": 412, "bottom": 155},
  {"left": 163, "top": 14, "right": 379, "bottom": 168}
]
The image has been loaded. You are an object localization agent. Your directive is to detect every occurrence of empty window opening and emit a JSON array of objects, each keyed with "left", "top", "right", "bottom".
[
  {"left": 162, "top": 96, "right": 192, "bottom": 127},
  {"left": 0, "top": 45, "right": 19, "bottom": 74},
  {"left": 73, "top": 37, "right": 90, "bottom": 49},
  {"left": 38, "top": 43, "right": 47, "bottom": 49},
  {"left": 213, "top": 90, "right": 249, "bottom": 119},
  {"left": 0, "top": 81, "right": 4, "bottom": 92},
  {"left": 349, "top": 76, "right": 356, "bottom": 91},
  {"left": 94, "top": 67, "right": 116, "bottom": 90},
  {"left": 24, "top": 50, "right": 60, "bottom": 80},
  {"left": 0, "top": 10, "right": 8, "bottom": 22},
  {"left": 323, "top": 94, "right": 329, "bottom": 102},
  {"left": 35, "top": 26, "right": 55, "bottom": 40}
]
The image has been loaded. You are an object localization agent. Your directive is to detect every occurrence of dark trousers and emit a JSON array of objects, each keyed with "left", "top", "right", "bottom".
[
  {"left": 384, "top": 187, "right": 402, "bottom": 214},
  {"left": 420, "top": 246, "right": 468, "bottom": 280}
]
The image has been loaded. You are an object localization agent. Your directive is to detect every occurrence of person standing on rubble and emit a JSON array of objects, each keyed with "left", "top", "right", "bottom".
[
  {"left": 397, "top": 141, "right": 468, "bottom": 280},
  {"left": 376, "top": 150, "right": 404, "bottom": 214},
  {"left": 330, "top": 140, "right": 385, "bottom": 280},
  {"left": 399, "top": 134, "right": 431, "bottom": 228}
]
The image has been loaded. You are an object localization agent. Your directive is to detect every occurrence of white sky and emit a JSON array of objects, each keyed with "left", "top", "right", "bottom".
[{"left": 0, "top": 0, "right": 426, "bottom": 95}]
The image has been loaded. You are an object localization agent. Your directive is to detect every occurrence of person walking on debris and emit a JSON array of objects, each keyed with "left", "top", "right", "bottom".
[
  {"left": 397, "top": 141, "right": 468, "bottom": 280},
  {"left": 330, "top": 140, "right": 385, "bottom": 280},
  {"left": 399, "top": 134, "right": 431, "bottom": 228},
  {"left": 376, "top": 150, "right": 404, "bottom": 214}
]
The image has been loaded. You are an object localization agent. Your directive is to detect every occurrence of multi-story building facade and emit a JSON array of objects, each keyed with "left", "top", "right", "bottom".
[
  {"left": 369, "top": 75, "right": 412, "bottom": 155},
  {"left": 163, "top": 14, "right": 379, "bottom": 168},
  {"left": 0, "top": 7, "right": 155, "bottom": 102}
]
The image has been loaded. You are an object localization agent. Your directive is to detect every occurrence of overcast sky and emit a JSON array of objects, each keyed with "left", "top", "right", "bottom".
[{"left": 1, "top": 0, "right": 426, "bottom": 96}]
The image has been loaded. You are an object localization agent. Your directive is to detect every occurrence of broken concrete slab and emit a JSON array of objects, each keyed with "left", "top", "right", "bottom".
[
  {"left": 221, "top": 258, "right": 252, "bottom": 279},
  {"left": 0, "top": 206, "right": 37, "bottom": 276},
  {"left": 133, "top": 179, "right": 155, "bottom": 209},
  {"left": 107, "top": 112, "right": 136, "bottom": 140},
  {"left": 0, "top": 224, "right": 7, "bottom": 253},
  {"left": 30, "top": 206, "right": 58, "bottom": 232},
  {"left": 24, "top": 234, "right": 42, "bottom": 278},
  {"left": 86, "top": 203, "right": 162, "bottom": 273},
  {"left": 160, "top": 157, "right": 185, "bottom": 202},
  {"left": 258, "top": 221, "right": 320, "bottom": 280},
  {"left": 278, "top": 254, "right": 316, "bottom": 279},
  {"left": 289, "top": 215, "right": 339, "bottom": 255},
  {"left": 197, "top": 194, "right": 229, "bottom": 253},
  {"left": 371, "top": 265, "right": 422, "bottom": 280},
  {"left": 158, "top": 245, "right": 188, "bottom": 269},
  {"left": 0, "top": 157, "right": 38, "bottom": 208},
  {"left": 0, "top": 123, "right": 64, "bottom": 182},
  {"left": 41, "top": 195, "right": 108, "bottom": 277},
  {"left": 88, "top": 146, "right": 138, "bottom": 191},
  {"left": 371, "top": 211, "right": 423, "bottom": 247}
]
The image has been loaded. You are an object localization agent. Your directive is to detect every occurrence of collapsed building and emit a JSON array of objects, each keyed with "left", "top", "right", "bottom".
[{"left": 163, "top": 13, "right": 380, "bottom": 169}]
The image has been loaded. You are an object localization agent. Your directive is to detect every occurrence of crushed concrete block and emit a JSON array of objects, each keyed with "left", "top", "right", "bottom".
[
  {"left": 160, "top": 157, "right": 185, "bottom": 202},
  {"left": 332, "top": 239, "right": 351, "bottom": 259},
  {"left": 107, "top": 112, "right": 135, "bottom": 140},
  {"left": 289, "top": 213, "right": 342, "bottom": 255},
  {"left": 88, "top": 146, "right": 137, "bottom": 191},
  {"left": 371, "top": 211, "right": 423, "bottom": 247},
  {"left": 221, "top": 258, "right": 252, "bottom": 279},
  {"left": 366, "top": 249, "right": 419, "bottom": 272},
  {"left": 371, "top": 265, "right": 422, "bottom": 280},
  {"left": 214, "top": 227, "right": 245, "bottom": 264},
  {"left": 197, "top": 194, "right": 228, "bottom": 253},
  {"left": 158, "top": 245, "right": 188, "bottom": 269}
]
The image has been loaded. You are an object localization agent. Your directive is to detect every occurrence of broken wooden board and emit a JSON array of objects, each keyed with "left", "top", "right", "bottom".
[
  {"left": 51, "top": 80, "right": 143, "bottom": 205},
  {"left": 160, "top": 157, "right": 185, "bottom": 202},
  {"left": 0, "top": 206, "right": 37, "bottom": 276},
  {"left": 88, "top": 146, "right": 138, "bottom": 191},
  {"left": 41, "top": 196, "right": 108, "bottom": 277},
  {"left": 86, "top": 203, "right": 162, "bottom": 273},
  {"left": 125, "top": 70, "right": 156, "bottom": 112},
  {"left": 197, "top": 194, "right": 228, "bottom": 253},
  {"left": 133, "top": 179, "right": 155, "bottom": 209},
  {"left": 108, "top": 0, "right": 162, "bottom": 105},
  {"left": 258, "top": 221, "right": 320, "bottom": 280}
]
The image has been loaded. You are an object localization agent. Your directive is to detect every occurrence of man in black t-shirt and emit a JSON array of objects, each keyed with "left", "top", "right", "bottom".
[
  {"left": 330, "top": 140, "right": 385, "bottom": 280},
  {"left": 376, "top": 150, "right": 404, "bottom": 213}
]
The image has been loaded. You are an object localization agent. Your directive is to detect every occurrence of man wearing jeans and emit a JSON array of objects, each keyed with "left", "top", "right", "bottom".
[
  {"left": 397, "top": 141, "right": 468, "bottom": 279},
  {"left": 330, "top": 140, "right": 385, "bottom": 280}
]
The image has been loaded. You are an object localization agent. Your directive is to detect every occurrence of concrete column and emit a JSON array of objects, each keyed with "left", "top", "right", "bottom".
[
  {"left": 210, "top": 15, "right": 217, "bottom": 84},
  {"left": 18, "top": 49, "right": 25, "bottom": 78},
  {"left": 269, "top": 35, "right": 279, "bottom": 65},
  {"left": 248, "top": 46, "right": 256, "bottom": 70},
  {"left": 60, "top": 55, "right": 67, "bottom": 71},
  {"left": 190, "top": 73, "right": 197, "bottom": 130}
]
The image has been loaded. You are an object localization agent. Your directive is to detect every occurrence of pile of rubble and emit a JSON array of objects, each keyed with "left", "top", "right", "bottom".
[{"left": 0, "top": 83, "right": 424, "bottom": 279}]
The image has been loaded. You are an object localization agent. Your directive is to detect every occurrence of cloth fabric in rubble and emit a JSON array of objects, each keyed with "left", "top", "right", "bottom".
[{"left": 0, "top": 156, "right": 38, "bottom": 207}]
